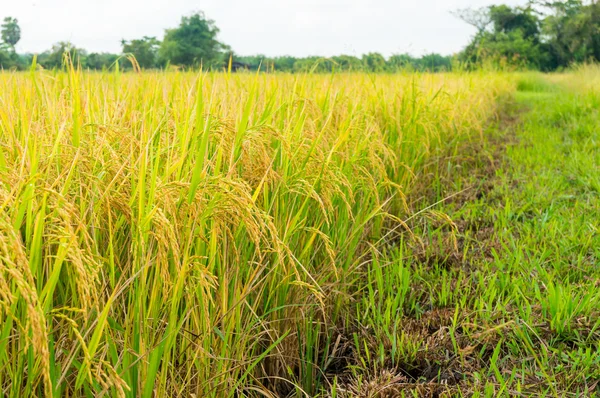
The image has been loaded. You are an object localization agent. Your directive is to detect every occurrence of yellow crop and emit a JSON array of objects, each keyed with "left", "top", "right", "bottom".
[{"left": 0, "top": 69, "right": 512, "bottom": 396}]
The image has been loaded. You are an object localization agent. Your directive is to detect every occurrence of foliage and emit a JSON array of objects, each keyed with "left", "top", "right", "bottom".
[
  {"left": 457, "top": 1, "right": 600, "bottom": 70},
  {"left": 362, "top": 52, "right": 387, "bottom": 72},
  {"left": 388, "top": 52, "right": 453, "bottom": 71},
  {"left": 37, "top": 41, "right": 86, "bottom": 69},
  {"left": 122, "top": 36, "right": 160, "bottom": 69},
  {"left": 458, "top": 5, "right": 545, "bottom": 69},
  {"left": 0, "top": 16, "right": 21, "bottom": 69},
  {"left": 0, "top": 47, "right": 20, "bottom": 69},
  {"left": 2, "top": 3, "right": 600, "bottom": 72},
  {"left": 542, "top": 0, "right": 600, "bottom": 68},
  {"left": 490, "top": 4, "right": 540, "bottom": 38},
  {"left": 1, "top": 17, "right": 20, "bottom": 50},
  {"left": 85, "top": 52, "right": 120, "bottom": 70},
  {"left": 158, "top": 12, "right": 228, "bottom": 68},
  {"left": 234, "top": 52, "right": 453, "bottom": 73}
]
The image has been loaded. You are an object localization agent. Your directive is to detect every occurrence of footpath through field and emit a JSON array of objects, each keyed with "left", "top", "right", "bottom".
[{"left": 331, "top": 72, "right": 600, "bottom": 397}]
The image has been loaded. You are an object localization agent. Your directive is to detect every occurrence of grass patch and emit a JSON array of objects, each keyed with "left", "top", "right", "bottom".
[
  {"left": 516, "top": 73, "right": 559, "bottom": 93},
  {"left": 329, "top": 67, "right": 600, "bottom": 397}
]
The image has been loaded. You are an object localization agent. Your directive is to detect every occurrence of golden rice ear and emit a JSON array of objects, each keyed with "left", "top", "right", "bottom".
[
  {"left": 0, "top": 67, "right": 510, "bottom": 396},
  {"left": 0, "top": 215, "right": 52, "bottom": 396},
  {"left": 126, "top": 55, "right": 142, "bottom": 74}
]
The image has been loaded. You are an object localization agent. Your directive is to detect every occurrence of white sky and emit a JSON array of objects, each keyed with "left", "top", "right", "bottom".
[{"left": 2, "top": 0, "right": 526, "bottom": 57}]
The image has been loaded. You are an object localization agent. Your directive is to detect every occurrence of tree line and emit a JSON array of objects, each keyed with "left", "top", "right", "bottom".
[
  {"left": 0, "top": 14, "right": 451, "bottom": 72},
  {"left": 1, "top": 0, "right": 599, "bottom": 72},
  {"left": 457, "top": 0, "right": 600, "bottom": 70}
]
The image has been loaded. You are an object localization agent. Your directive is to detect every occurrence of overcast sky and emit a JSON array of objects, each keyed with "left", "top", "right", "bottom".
[{"left": 3, "top": 0, "right": 526, "bottom": 57}]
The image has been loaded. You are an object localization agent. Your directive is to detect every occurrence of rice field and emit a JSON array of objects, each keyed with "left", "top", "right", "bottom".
[{"left": 0, "top": 66, "right": 598, "bottom": 397}]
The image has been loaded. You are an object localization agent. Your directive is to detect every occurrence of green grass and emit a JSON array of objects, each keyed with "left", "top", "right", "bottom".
[
  {"left": 331, "top": 69, "right": 600, "bottom": 397},
  {"left": 515, "top": 73, "right": 560, "bottom": 93}
]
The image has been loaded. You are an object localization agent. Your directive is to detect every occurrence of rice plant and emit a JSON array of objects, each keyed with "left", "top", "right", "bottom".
[{"left": 0, "top": 65, "right": 512, "bottom": 397}]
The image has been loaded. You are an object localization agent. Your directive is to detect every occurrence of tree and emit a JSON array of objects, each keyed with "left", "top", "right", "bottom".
[
  {"left": 85, "top": 52, "right": 120, "bottom": 70},
  {"left": 273, "top": 56, "right": 297, "bottom": 72},
  {"left": 332, "top": 55, "right": 363, "bottom": 71},
  {"left": 457, "top": 1, "right": 600, "bottom": 70},
  {"left": 122, "top": 36, "right": 160, "bottom": 69},
  {"left": 292, "top": 56, "right": 324, "bottom": 72},
  {"left": 38, "top": 42, "right": 86, "bottom": 69},
  {"left": 1, "top": 17, "right": 20, "bottom": 51},
  {"left": 541, "top": 0, "right": 600, "bottom": 67},
  {"left": 417, "top": 53, "right": 453, "bottom": 71},
  {"left": 0, "top": 49, "right": 19, "bottom": 69},
  {"left": 362, "top": 52, "right": 387, "bottom": 72},
  {"left": 489, "top": 5, "right": 541, "bottom": 38},
  {"left": 388, "top": 53, "right": 453, "bottom": 72},
  {"left": 456, "top": 5, "right": 546, "bottom": 69},
  {"left": 158, "top": 12, "right": 228, "bottom": 68},
  {"left": 388, "top": 54, "right": 416, "bottom": 71}
]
